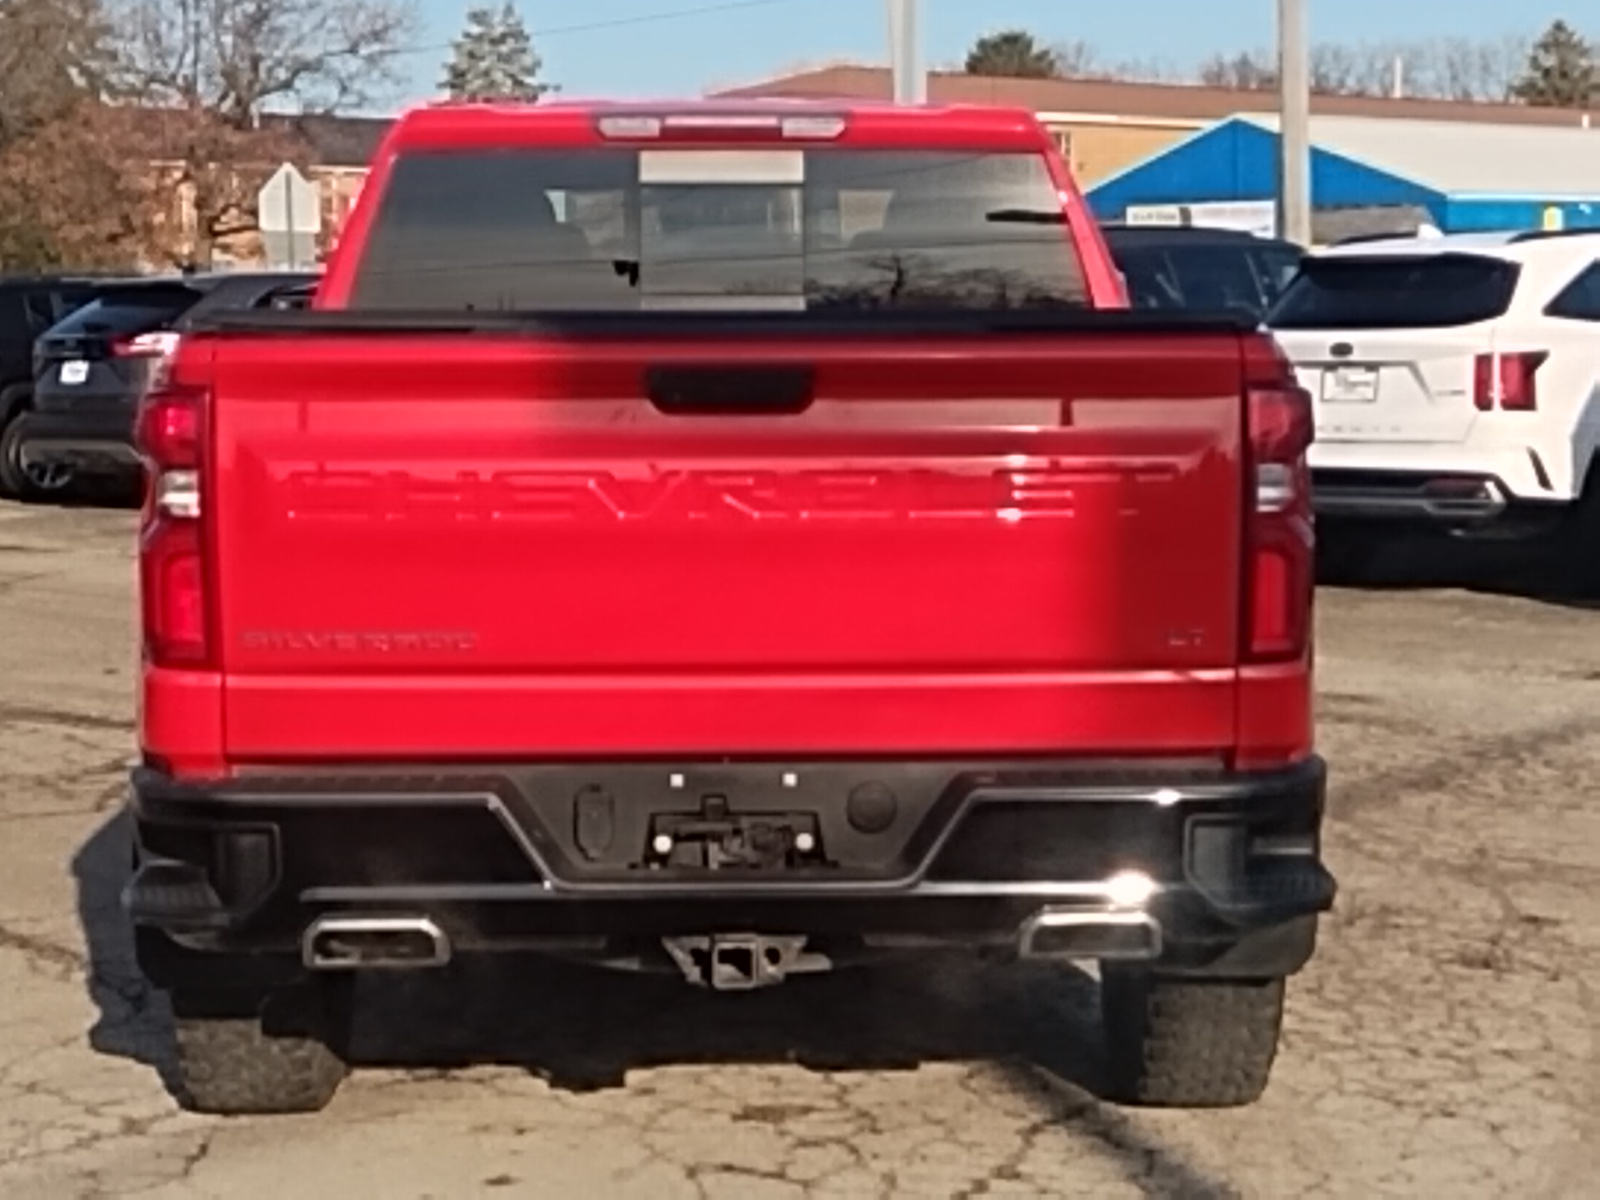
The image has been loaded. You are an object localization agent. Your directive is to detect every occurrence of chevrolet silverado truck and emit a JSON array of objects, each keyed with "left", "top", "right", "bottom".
[{"left": 123, "top": 100, "right": 1334, "bottom": 1115}]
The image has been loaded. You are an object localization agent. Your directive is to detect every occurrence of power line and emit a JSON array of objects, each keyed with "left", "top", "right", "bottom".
[{"left": 387, "top": 0, "right": 802, "bottom": 60}]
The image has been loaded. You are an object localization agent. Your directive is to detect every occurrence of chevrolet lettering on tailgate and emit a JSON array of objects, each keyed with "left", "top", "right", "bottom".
[{"left": 279, "top": 465, "right": 1087, "bottom": 523}]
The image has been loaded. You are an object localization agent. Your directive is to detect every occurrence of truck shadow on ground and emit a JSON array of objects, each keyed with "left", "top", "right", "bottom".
[
  {"left": 349, "top": 951, "right": 1103, "bottom": 1094},
  {"left": 71, "top": 812, "right": 1235, "bottom": 1197},
  {"left": 17, "top": 476, "right": 143, "bottom": 511},
  {"left": 1324, "top": 534, "right": 1599, "bottom": 610}
]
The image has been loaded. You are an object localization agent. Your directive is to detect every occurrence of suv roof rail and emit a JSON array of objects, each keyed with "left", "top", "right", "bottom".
[
  {"left": 1331, "top": 232, "right": 1416, "bottom": 247},
  {"left": 1508, "top": 227, "right": 1600, "bottom": 244}
]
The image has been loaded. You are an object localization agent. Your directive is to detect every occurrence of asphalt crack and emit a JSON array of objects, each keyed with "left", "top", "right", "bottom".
[
  {"left": 0, "top": 922, "right": 87, "bottom": 976},
  {"left": 1329, "top": 714, "right": 1596, "bottom": 820},
  {"left": 0, "top": 703, "right": 133, "bottom": 735}
]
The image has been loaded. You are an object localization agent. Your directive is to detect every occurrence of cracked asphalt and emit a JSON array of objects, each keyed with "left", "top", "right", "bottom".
[{"left": 0, "top": 498, "right": 1596, "bottom": 1198}]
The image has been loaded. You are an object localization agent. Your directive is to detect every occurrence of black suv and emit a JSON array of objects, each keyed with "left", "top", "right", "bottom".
[
  {"left": 13, "top": 271, "right": 315, "bottom": 498},
  {"left": 1101, "top": 225, "right": 1305, "bottom": 320},
  {"left": 0, "top": 276, "right": 115, "bottom": 497}
]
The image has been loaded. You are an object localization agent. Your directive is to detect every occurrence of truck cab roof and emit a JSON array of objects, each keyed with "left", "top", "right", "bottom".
[{"left": 384, "top": 97, "right": 1054, "bottom": 151}]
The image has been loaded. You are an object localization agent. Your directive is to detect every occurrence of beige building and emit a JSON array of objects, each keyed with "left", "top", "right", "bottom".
[{"left": 711, "top": 65, "right": 1597, "bottom": 187}]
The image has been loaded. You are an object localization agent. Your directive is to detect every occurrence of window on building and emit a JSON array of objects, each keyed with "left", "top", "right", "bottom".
[{"left": 1545, "top": 261, "right": 1600, "bottom": 321}]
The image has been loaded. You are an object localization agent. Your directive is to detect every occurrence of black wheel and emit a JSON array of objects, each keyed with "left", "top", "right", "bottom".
[
  {"left": 0, "top": 409, "right": 75, "bottom": 501},
  {"left": 1100, "top": 969, "right": 1286, "bottom": 1107},
  {"left": 0, "top": 399, "right": 31, "bottom": 499},
  {"left": 169, "top": 981, "right": 354, "bottom": 1115}
]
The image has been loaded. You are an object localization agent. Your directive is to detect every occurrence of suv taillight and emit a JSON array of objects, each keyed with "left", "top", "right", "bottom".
[
  {"left": 1243, "top": 346, "right": 1314, "bottom": 663},
  {"left": 1473, "top": 351, "right": 1546, "bottom": 411},
  {"left": 135, "top": 382, "right": 211, "bottom": 668},
  {"left": 114, "top": 331, "right": 181, "bottom": 359}
]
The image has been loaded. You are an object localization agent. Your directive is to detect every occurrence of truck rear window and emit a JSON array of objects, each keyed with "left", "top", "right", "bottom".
[
  {"left": 350, "top": 149, "right": 1089, "bottom": 312},
  {"left": 1267, "top": 254, "right": 1519, "bottom": 329}
]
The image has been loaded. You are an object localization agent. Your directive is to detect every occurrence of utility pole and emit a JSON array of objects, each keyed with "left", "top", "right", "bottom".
[
  {"left": 887, "top": 0, "right": 925, "bottom": 104},
  {"left": 1277, "top": 0, "right": 1311, "bottom": 245}
]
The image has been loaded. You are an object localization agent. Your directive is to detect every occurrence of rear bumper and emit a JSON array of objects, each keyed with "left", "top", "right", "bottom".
[
  {"left": 18, "top": 409, "right": 138, "bottom": 472},
  {"left": 1313, "top": 468, "right": 1568, "bottom": 533},
  {"left": 1309, "top": 438, "right": 1573, "bottom": 508},
  {"left": 126, "top": 756, "right": 1335, "bottom": 988},
  {"left": 1315, "top": 468, "right": 1511, "bottom": 522}
]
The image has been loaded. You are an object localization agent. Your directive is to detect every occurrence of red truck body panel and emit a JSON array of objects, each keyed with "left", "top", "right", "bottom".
[{"left": 192, "top": 332, "right": 1245, "bottom": 760}]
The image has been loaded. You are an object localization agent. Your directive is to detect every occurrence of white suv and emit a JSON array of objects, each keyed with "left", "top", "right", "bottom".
[{"left": 1267, "top": 230, "right": 1600, "bottom": 563}]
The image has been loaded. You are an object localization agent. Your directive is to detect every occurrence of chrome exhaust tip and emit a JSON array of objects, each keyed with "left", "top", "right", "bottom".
[
  {"left": 1018, "top": 909, "right": 1162, "bottom": 961},
  {"left": 302, "top": 914, "right": 450, "bottom": 970}
]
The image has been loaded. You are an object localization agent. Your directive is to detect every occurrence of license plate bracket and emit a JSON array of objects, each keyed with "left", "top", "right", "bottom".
[
  {"left": 1321, "top": 365, "right": 1378, "bottom": 403},
  {"left": 647, "top": 795, "right": 825, "bottom": 870}
]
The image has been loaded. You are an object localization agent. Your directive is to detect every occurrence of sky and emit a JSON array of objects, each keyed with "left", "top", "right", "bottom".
[{"left": 391, "top": 0, "right": 1569, "bottom": 107}]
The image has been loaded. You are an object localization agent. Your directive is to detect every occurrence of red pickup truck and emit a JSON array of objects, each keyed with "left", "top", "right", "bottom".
[{"left": 124, "top": 100, "right": 1333, "bottom": 1115}]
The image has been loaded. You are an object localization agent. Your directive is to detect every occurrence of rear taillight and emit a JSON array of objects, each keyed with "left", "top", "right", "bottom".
[
  {"left": 1243, "top": 346, "right": 1314, "bottom": 663},
  {"left": 114, "top": 331, "right": 180, "bottom": 359},
  {"left": 135, "top": 382, "right": 211, "bottom": 668},
  {"left": 1473, "top": 351, "right": 1546, "bottom": 411}
]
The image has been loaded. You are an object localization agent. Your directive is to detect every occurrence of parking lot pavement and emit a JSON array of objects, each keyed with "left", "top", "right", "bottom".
[{"left": 0, "top": 498, "right": 1595, "bottom": 1199}]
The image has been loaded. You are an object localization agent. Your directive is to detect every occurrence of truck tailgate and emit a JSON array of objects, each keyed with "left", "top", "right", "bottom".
[{"left": 207, "top": 331, "right": 1247, "bottom": 758}]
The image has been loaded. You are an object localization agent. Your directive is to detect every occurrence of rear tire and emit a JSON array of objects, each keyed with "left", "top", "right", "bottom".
[
  {"left": 1100, "top": 969, "right": 1286, "bottom": 1107},
  {"left": 0, "top": 409, "right": 75, "bottom": 501},
  {"left": 0, "top": 396, "right": 32, "bottom": 499},
  {"left": 170, "top": 982, "right": 353, "bottom": 1115}
]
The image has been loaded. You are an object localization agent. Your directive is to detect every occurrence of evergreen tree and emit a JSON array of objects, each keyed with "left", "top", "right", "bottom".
[
  {"left": 1510, "top": 19, "right": 1594, "bottom": 107},
  {"left": 964, "top": 30, "right": 1059, "bottom": 79},
  {"left": 442, "top": 4, "right": 554, "bottom": 102}
]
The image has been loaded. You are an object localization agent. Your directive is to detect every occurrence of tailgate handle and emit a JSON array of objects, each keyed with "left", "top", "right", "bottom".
[{"left": 645, "top": 365, "right": 814, "bottom": 416}]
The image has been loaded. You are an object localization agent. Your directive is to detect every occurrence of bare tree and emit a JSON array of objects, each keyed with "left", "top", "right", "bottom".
[
  {"left": 1433, "top": 34, "right": 1532, "bottom": 100},
  {"left": 1308, "top": 44, "right": 1364, "bottom": 94},
  {"left": 112, "top": 0, "right": 418, "bottom": 120},
  {"left": 1199, "top": 50, "right": 1277, "bottom": 91},
  {"left": 1106, "top": 56, "right": 1190, "bottom": 84},
  {"left": 0, "top": 0, "right": 118, "bottom": 142},
  {"left": 1323, "top": 35, "right": 1532, "bottom": 101},
  {"left": 1196, "top": 35, "right": 1534, "bottom": 101},
  {"left": 0, "top": 0, "right": 151, "bottom": 269},
  {"left": 1049, "top": 39, "right": 1100, "bottom": 79},
  {"left": 107, "top": 0, "right": 418, "bottom": 263},
  {"left": 0, "top": 100, "right": 152, "bottom": 269},
  {"left": 1202, "top": 41, "right": 1399, "bottom": 96}
]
